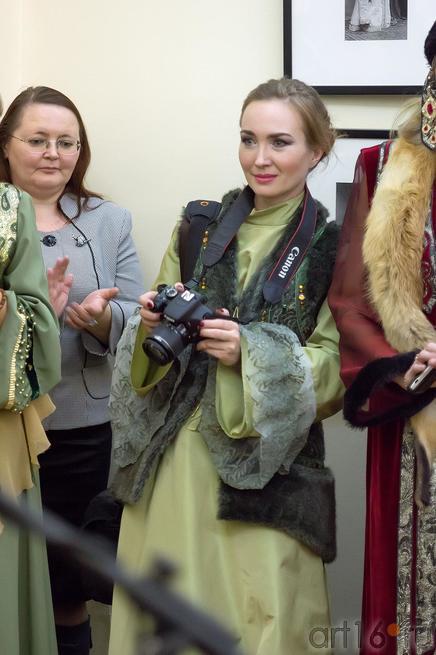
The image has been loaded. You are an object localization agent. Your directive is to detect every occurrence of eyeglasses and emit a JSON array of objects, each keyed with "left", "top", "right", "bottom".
[{"left": 9, "top": 134, "right": 81, "bottom": 155}]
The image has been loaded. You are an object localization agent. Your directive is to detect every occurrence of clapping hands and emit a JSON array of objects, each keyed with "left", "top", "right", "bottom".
[
  {"left": 47, "top": 256, "right": 119, "bottom": 337},
  {"left": 47, "top": 256, "right": 74, "bottom": 317},
  {"left": 66, "top": 287, "right": 119, "bottom": 330}
]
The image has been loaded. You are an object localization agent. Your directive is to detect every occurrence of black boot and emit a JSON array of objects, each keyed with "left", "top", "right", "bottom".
[{"left": 55, "top": 618, "right": 92, "bottom": 655}]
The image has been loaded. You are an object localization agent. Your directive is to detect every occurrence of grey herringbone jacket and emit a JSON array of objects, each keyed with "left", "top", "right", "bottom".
[{"left": 40, "top": 194, "right": 144, "bottom": 429}]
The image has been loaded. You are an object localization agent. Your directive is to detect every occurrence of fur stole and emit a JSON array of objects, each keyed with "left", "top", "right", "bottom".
[
  {"left": 363, "top": 137, "right": 436, "bottom": 351},
  {"left": 362, "top": 137, "right": 436, "bottom": 505}
]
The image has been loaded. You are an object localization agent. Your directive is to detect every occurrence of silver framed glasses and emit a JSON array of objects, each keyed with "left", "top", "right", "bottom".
[{"left": 9, "top": 134, "right": 81, "bottom": 155}]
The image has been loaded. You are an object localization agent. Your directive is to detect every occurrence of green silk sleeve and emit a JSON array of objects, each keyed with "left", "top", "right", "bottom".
[
  {"left": 129, "top": 223, "right": 181, "bottom": 390},
  {"left": 303, "top": 299, "right": 344, "bottom": 421},
  {"left": 131, "top": 322, "right": 172, "bottom": 395},
  {"left": 0, "top": 189, "right": 61, "bottom": 411},
  {"left": 153, "top": 223, "right": 182, "bottom": 289},
  {"left": 214, "top": 300, "right": 344, "bottom": 440},
  {"left": 215, "top": 360, "right": 258, "bottom": 439},
  {"left": 200, "top": 321, "right": 317, "bottom": 489},
  {"left": 110, "top": 223, "right": 190, "bottom": 473}
]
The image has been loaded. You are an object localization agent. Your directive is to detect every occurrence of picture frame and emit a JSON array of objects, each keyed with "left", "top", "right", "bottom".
[
  {"left": 283, "top": 0, "right": 433, "bottom": 94},
  {"left": 308, "top": 131, "right": 389, "bottom": 225}
]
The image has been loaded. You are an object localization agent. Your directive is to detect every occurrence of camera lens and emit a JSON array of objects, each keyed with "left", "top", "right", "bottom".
[
  {"left": 142, "top": 324, "right": 188, "bottom": 366},
  {"left": 142, "top": 336, "right": 175, "bottom": 366}
]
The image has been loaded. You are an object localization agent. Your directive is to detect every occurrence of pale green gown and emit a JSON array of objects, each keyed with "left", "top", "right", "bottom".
[
  {"left": 109, "top": 198, "right": 342, "bottom": 655},
  {"left": 0, "top": 185, "right": 60, "bottom": 655},
  {"left": 0, "top": 468, "right": 58, "bottom": 655}
]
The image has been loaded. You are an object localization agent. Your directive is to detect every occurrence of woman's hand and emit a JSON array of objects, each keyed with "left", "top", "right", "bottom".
[
  {"left": 196, "top": 308, "right": 241, "bottom": 367},
  {"left": 47, "top": 256, "right": 74, "bottom": 317},
  {"left": 139, "top": 283, "right": 184, "bottom": 331},
  {"left": 65, "top": 288, "right": 119, "bottom": 345},
  {"left": 65, "top": 287, "right": 119, "bottom": 329},
  {"left": 401, "top": 342, "right": 436, "bottom": 390}
]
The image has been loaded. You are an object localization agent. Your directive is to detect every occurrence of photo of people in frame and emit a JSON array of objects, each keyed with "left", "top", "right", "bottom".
[{"left": 345, "top": 0, "right": 407, "bottom": 41}]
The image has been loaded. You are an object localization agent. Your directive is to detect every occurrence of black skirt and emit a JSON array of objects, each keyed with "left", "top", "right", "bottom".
[{"left": 39, "top": 422, "right": 112, "bottom": 604}]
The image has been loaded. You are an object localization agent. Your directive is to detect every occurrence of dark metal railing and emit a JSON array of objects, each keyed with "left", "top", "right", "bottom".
[{"left": 0, "top": 489, "right": 243, "bottom": 655}]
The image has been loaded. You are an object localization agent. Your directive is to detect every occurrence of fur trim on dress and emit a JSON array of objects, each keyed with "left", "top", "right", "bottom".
[
  {"left": 343, "top": 351, "right": 436, "bottom": 426},
  {"left": 361, "top": 137, "right": 436, "bottom": 506},
  {"left": 363, "top": 137, "right": 436, "bottom": 352}
]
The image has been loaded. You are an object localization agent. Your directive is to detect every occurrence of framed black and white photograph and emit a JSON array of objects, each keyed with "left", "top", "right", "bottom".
[
  {"left": 283, "top": 0, "right": 434, "bottom": 94},
  {"left": 308, "top": 130, "right": 390, "bottom": 225}
]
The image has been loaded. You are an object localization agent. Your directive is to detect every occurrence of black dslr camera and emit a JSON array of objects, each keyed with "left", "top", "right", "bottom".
[{"left": 142, "top": 281, "right": 215, "bottom": 365}]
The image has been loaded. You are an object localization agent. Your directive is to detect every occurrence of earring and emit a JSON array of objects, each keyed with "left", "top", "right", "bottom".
[{"left": 421, "top": 68, "right": 436, "bottom": 151}]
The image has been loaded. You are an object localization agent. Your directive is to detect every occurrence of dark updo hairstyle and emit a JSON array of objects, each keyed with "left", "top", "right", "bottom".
[
  {"left": 0, "top": 86, "right": 101, "bottom": 217},
  {"left": 424, "top": 20, "right": 436, "bottom": 67},
  {"left": 240, "top": 77, "right": 336, "bottom": 166}
]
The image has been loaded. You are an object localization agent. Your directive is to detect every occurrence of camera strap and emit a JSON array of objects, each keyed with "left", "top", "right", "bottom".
[
  {"left": 202, "top": 185, "right": 318, "bottom": 304},
  {"left": 180, "top": 199, "right": 222, "bottom": 283},
  {"left": 202, "top": 186, "right": 255, "bottom": 268},
  {"left": 262, "top": 189, "right": 317, "bottom": 303}
]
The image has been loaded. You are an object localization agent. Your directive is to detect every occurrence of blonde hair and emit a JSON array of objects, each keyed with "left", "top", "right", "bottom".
[
  {"left": 392, "top": 98, "right": 422, "bottom": 146},
  {"left": 240, "top": 77, "right": 336, "bottom": 161}
]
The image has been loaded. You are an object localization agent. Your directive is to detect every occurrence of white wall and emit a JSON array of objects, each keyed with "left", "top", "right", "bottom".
[
  {"left": 0, "top": 1, "right": 410, "bottom": 650},
  {"left": 1, "top": 1, "right": 23, "bottom": 105},
  {"left": 16, "top": 0, "right": 283, "bottom": 286},
  {"left": 1, "top": 0, "right": 405, "bottom": 283}
]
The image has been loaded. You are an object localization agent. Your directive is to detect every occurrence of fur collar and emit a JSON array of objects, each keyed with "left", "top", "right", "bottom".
[{"left": 363, "top": 137, "right": 436, "bottom": 351}]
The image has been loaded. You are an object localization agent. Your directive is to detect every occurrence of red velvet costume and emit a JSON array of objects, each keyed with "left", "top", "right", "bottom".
[{"left": 328, "top": 144, "right": 436, "bottom": 655}]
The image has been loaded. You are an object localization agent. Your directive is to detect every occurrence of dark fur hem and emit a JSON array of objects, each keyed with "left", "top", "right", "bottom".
[
  {"left": 217, "top": 464, "right": 336, "bottom": 563},
  {"left": 344, "top": 351, "right": 436, "bottom": 427}
]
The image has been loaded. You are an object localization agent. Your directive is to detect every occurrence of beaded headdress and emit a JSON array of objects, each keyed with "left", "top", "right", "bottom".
[{"left": 422, "top": 20, "right": 436, "bottom": 151}]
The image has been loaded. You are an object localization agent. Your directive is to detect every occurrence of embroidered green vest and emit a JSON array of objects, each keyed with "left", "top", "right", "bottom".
[
  {"left": 112, "top": 189, "right": 338, "bottom": 562},
  {"left": 187, "top": 190, "right": 338, "bottom": 561}
]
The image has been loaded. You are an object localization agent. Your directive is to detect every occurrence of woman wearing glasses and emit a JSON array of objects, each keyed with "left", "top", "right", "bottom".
[{"left": 0, "top": 86, "right": 143, "bottom": 655}]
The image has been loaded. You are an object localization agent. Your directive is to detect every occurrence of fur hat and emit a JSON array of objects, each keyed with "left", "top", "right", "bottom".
[{"left": 424, "top": 20, "right": 436, "bottom": 66}]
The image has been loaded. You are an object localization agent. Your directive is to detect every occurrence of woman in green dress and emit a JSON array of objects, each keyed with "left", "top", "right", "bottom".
[
  {"left": 109, "top": 78, "right": 343, "bottom": 655},
  {"left": 0, "top": 182, "right": 61, "bottom": 655}
]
